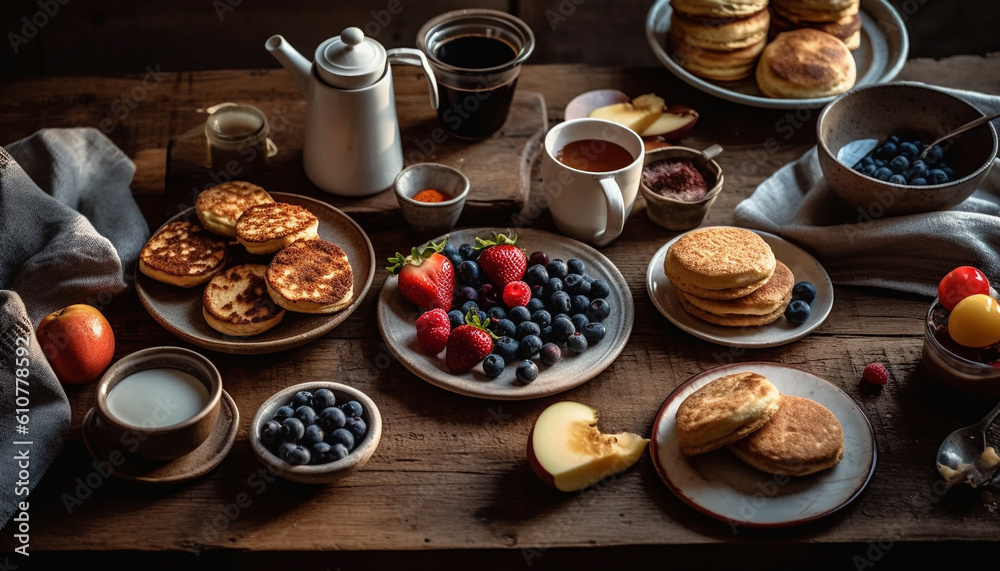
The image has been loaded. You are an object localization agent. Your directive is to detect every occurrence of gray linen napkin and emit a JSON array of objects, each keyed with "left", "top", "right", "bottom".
[
  {"left": 734, "top": 84, "right": 1000, "bottom": 298},
  {"left": 0, "top": 128, "right": 150, "bottom": 526}
]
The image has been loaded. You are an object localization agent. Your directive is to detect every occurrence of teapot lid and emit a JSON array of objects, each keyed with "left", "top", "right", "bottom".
[{"left": 315, "top": 27, "right": 386, "bottom": 89}]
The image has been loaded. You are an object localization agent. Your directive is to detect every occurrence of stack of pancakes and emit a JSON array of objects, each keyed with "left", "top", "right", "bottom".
[
  {"left": 768, "top": 0, "right": 862, "bottom": 50},
  {"left": 668, "top": 0, "right": 771, "bottom": 81},
  {"left": 676, "top": 371, "right": 845, "bottom": 476},
  {"left": 664, "top": 226, "right": 793, "bottom": 327},
  {"left": 139, "top": 181, "right": 354, "bottom": 337}
]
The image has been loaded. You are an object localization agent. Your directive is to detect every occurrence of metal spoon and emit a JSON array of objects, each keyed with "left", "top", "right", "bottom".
[
  {"left": 935, "top": 399, "right": 1000, "bottom": 488},
  {"left": 918, "top": 111, "right": 1000, "bottom": 159},
  {"left": 837, "top": 111, "right": 1000, "bottom": 167}
]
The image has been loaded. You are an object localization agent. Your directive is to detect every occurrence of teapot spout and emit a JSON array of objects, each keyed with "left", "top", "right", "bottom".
[{"left": 265, "top": 35, "right": 311, "bottom": 96}]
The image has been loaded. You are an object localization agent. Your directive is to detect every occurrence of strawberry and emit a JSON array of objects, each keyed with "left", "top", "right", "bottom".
[
  {"left": 502, "top": 280, "right": 531, "bottom": 308},
  {"left": 445, "top": 311, "right": 495, "bottom": 373},
  {"left": 387, "top": 237, "right": 455, "bottom": 311},
  {"left": 416, "top": 308, "right": 451, "bottom": 355},
  {"left": 862, "top": 362, "right": 889, "bottom": 385},
  {"left": 475, "top": 231, "right": 526, "bottom": 290}
]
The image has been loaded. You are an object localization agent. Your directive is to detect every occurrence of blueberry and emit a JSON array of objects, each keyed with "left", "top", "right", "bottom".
[
  {"left": 539, "top": 325, "right": 555, "bottom": 344},
  {"left": 791, "top": 281, "right": 816, "bottom": 304},
  {"left": 524, "top": 264, "right": 549, "bottom": 286},
  {"left": 899, "top": 141, "right": 919, "bottom": 157},
  {"left": 571, "top": 313, "right": 590, "bottom": 332},
  {"left": 548, "top": 290, "right": 572, "bottom": 314},
  {"left": 456, "top": 260, "right": 480, "bottom": 285},
  {"left": 276, "top": 442, "right": 297, "bottom": 462},
  {"left": 330, "top": 443, "right": 351, "bottom": 460},
  {"left": 889, "top": 174, "right": 906, "bottom": 184},
  {"left": 260, "top": 419, "right": 282, "bottom": 446},
  {"left": 460, "top": 300, "right": 480, "bottom": 315},
  {"left": 515, "top": 320, "right": 541, "bottom": 340},
  {"left": 509, "top": 305, "right": 531, "bottom": 324},
  {"left": 889, "top": 155, "right": 909, "bottom": 173},
  {"left": 887, "top": 134, "right": 900, "bottom": 145},
  {"left": 531, "top": 309, "right": 552, "bottom": 328},
  {"left": 876, "top": 141, "right": 898, "bottom": 158},
  {"left": 345, "top": 416, "right": 367, "bottom": 441},
  {"left": 285, "top": 445, "right": 311, "bottom": 466},
  {"left": 542, "top": 277, "right": 564, "bottom": 298},
  {"left": 458, "top": 243, "right": 477, "bottom": 260},
  {"left": 291, "top": 390, "right": 313, "bottom": 409},
  {"left": 923, "top": 144, "right": 943, "bottom": 165},
  {"left": 928, "top": 169, "right": 949, "bottom": 184},
  {"left": 551, "top": 315, "right": 576, "bottom": 342},
  {"left": 317, "top": 406, "right": 347, "bottom": 431},
  {"left": 311, "top": 441, "right": 334, "bottom": 464},
  {"left": 456, "top": 285, "right": 478, "bottom": 304},
  {"left": 564, "top": 273, "right": 591, "bottom": 296},
  {"left": 539, "top": 343, "right": 562, "bottom": 365},
  {"left": 327, "top": 427, "right": 355, "bottom": 450},
  {"left": 569, "top": 294, "right": 591, "bottom": 314},
  {"left": 873, "top": 167, "right": 893, "bottom": 181},
  {"left": 526, "top": 297, "right": 545, "bottom": 313},
  {"left": 566, "top": 331, "right": 589, "bottom": 353},
  {"left": 340, "top": 400, "right": 364, "bottom": 418},
  {"left": 491, "top": 318, "right": 516, "bottom": 338},
  {"left": 280, "top": 417, "right": 305, "bottom": 442},
  {"left": 442, "top": 243, "right": 462, "bottom": 268},
  {"left": 518, "top": 334, "right": 543, "bottom": 358},
  {"left": 861, "top": 164, "right": 878, "bottom": 177},
  {"left": 294, "top": 405, "right": 317, "bottom": 426},
  {"left": 585, "top": 299, "right": 611, "bottom": 322},
  {"left": 492, "top": 336, "right": 519, "bottom": 361},
  {"left": 312, "top": 388, "right": 336, "bottom": 410},
  {"left": 785, "top": 299, "right": 810, "bottom": 325},
  {"left": 909, "top": 159, "right": 928, "bottom": 180},
  {"left": 589, "top": 279, "right": 610, "bottom": 299},
  {"left": 516, "top": 360, "right": 539, "bottom": 384},
  {"left": 910, "top": 177, "right": 928, "bottom": 185},
  {"left": 447, "top": 309, "right": 465, "bottom": 329},
  {"left": 546, "top": 259, "right": 568, "bottom": 279},
  {"left": 582, "top": 322, "right": 606, "bottom": 343},
  {"left": 301, "top": 423, "right": 325, "bottom": 447},
  {"left": 483, "top": 354, "right": 505, "bottom": 378},
  {"left": 940, "top": 165, "right": 954, "bottom": 179},
  {"left": 273, "top": 405, "right": 295, "bottom": 422}
]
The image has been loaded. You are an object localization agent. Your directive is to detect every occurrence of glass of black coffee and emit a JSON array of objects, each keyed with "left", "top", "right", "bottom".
[{"left": 417, "top": 9, "right": 535, "bottom": 140}]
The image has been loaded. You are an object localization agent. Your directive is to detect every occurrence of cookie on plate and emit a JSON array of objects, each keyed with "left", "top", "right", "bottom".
[{"left": 675, "top": 371, "right": 782, "bottom": 456}]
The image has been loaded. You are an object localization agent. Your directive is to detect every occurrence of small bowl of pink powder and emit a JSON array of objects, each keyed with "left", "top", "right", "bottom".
[{"left": 639, "top": 145, "right": 724, "bottom": 231}]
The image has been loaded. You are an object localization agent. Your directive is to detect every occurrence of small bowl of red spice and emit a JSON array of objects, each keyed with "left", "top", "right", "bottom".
[
  {"left": 639, "top": 144, "right": 724, "bottom": 231},
  {"left": 394, "top": 163, "right": 470, "bottom": 236}
]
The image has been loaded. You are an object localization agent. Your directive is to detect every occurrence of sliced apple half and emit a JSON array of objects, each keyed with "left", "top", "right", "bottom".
[
  {"left": 588, "top": 102, "right": 662, "bottom": 134},
  {"left": 640, "top": 104, "right": 699, "bottom": 139},
  {"left": 527, "top": 401, "right": 649, "bottom": 492}
]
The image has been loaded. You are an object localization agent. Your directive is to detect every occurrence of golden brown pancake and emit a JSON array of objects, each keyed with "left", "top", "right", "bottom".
[
  {"left": 756, "top": 28, "right": 857, "bottom": 99},
  {"left": 664, "top": 226, "right": 776, "bottom": 300},
  {"left": 266, "top": 239, "right": 354, "bottom": 314},
  {"left": 235, "top": 202, "right": 319, "bottom": 255},
  {"left": 196, "top": 181, "right": 274, "bottom": 237},
  {"left": 679, "top": 260, "right": 795, "bottom": 326},
  {"left": 770, "top": 0, "right": 859, "bottom": 24},
  {"left": 670, "top": 33, "right": 767, "bottom": 82},
  {"left": 203, "top": 263, "right": 285, "bottom": 336},
  {"left": 768, "top": 9, "right": 862, "bottom": 50},
  {"left": 671, "top": 0, "right": 770, "bottom": 18},
  {"left": 139, "top": 220, "right": 228, "bottom": 287},
  {"left": 675, "top": 371, "right": 782, "bottom": 456},
  {"left": 729, "top": 395, "right": 845, "bottom": 476},
  {"left": 670, "top": 8, "right": 770, "bottom": 51}
]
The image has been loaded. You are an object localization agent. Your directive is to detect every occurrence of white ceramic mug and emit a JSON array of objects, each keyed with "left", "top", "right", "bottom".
[{"left": 542, "top": 118, "right": 644, "bottom": 247}]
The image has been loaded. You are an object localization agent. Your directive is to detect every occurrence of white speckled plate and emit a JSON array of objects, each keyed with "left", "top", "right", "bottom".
[
  {"left": 651, "top": 362, "right": 877, "bottom": 528},
  {"left": 646, "top": 0, "right": 909, "bottom": 109},
  {"left": 646, "top": 228, "right": 834, "bottom": 348},
  {"left": 377, "top": 228, "right": 634, "bottom": 400}
]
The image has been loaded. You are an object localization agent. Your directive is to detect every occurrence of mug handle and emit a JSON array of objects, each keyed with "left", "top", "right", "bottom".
[
  {"left": 594, "top": 176, "right": 625, "bottom": 247},
  {"left": 387, "top": 48, "right": 439, "bottom": 111}
]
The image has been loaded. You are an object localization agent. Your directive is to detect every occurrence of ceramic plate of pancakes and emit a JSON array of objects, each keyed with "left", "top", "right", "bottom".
[
  {"left": 646, "top": 228, "right": 833, "bottom": 347},
  {"left": 645, "top": 0, "right": 908, "bottom": 109},
  {"left": 377, "top": 228, "right": 634, "bottom": 400},
  {"left": 135, "top": 192, "right": 375, "bottom": 354},
  {"left": 651, "top": 362, "right": 877, "bottom": 528}
]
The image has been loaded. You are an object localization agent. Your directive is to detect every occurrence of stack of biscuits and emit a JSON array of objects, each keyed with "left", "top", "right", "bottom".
[
  {"left": 768, "top": 0, "right": 862, "bottom": 50},
  {"left": 668, "top": 0, "right": 771, "bottom": 81},
  {"left": 664, "top": 226, "right": 793, "bottom": 327},
  {"left": 138, "top": 181, "right": 354, "bottom": 337},
  {"left": 676, "top": 371, "right": 845, "bottom": 476}
]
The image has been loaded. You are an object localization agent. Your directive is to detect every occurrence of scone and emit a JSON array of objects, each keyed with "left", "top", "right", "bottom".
[
  {"left": 675, "top": 371, "right": 782, "bottom": 456},
  {"left": 235, "top": 202, "right": 319, "bottom": 255},
  {"left": 729, "top": 395, "right": 845, "bottom": 476},
  {"left": 755, "top": 29, "right": 857, "bottom": 98},
  {"left": 203, "top": 263, "right": 285, "bottom": 336},
  {"left": 266, "top": 239, "right": 354, "bottom": 314},
  {"left": 679, "top": 260, "right": 794, "bottom": 327},
  {"left": 139, "top": 220, "right": 228, "bottom": 287},
  {"left": 196, "top": 181, "right": 274, "bottom": 237},
  {"left": 670, "top": 8, "right": 770, "bottom": 51},
  {"left": 664, "top": 226, "right": 776, "bottom": 300},
  {"left": 671, "top": 0, "right": 770, "bottom": 19}
]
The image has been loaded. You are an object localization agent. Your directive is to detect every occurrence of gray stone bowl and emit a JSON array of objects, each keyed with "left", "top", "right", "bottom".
[
  {"left": 817, "top": 82, "right": 997, "bottom": 217},
  {"left": 394, "top": 163, "right": 469, "bottom": 237}
]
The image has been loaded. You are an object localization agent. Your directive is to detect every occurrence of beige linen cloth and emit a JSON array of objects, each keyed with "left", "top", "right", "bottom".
[{"left": 734, "top": 84, "right": 1000, "bottom": 298}]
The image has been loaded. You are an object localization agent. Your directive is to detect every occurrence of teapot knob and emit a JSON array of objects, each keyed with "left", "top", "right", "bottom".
[{"left": 341, "top": 27, "right": 364, "bottom": 47}]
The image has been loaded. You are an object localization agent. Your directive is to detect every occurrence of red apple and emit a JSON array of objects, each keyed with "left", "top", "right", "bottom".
[
  {"left": 527, "top": 401, "right": 648, "bottom": 492},
  {"left": 36, "top": 304, "right": 116, "bottom": 385}
]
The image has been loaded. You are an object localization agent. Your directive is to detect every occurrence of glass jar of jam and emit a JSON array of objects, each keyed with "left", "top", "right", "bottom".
[{"left": 922, "top": 298, "right": 1000, "bottom": 395}]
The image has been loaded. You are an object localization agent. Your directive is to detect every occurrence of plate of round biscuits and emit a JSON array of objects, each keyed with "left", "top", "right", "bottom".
[
  {"left": 646, "top": 228, "right": 833, "bottom": 347},
  {"left": 650, "top": 362, "right": 877, "bottom": 528},
  {"left": 135, "top": 192, "right": 375, "bottom": 354}
]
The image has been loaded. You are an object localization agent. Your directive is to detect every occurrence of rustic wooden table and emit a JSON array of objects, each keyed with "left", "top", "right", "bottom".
[{"left": 2, "top": 57, "right": 1000, "bottom": 569}]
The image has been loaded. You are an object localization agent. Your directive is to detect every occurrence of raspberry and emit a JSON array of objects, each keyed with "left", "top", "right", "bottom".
[
  {"left": 502, "top": 280, "right": 531, "bottom": 308},
  {"left": 862, "top": 362, "right": 889, "bottom": 385},
  {"left": 415, "top": 308, "right": 451, "bottom": 355}
]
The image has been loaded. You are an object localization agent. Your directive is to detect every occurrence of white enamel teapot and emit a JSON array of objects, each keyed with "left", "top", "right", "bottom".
[{"left": 266, "top": 28, "right": 437, "bottom": 197}]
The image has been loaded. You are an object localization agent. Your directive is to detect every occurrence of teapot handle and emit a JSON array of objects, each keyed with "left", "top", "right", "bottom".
[{"left": 387, "top": 48, "right": 439, "bottom": 111}]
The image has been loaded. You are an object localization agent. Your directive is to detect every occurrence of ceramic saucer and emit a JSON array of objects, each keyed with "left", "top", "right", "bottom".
[{"left": 82, "top": 389, "right": 238, "bottom": 484}]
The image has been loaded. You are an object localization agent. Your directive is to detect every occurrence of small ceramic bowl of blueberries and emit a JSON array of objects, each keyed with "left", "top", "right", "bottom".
[
  {"left": 817, "top": 81, "right": 998, "bottom": 216},
  {"left": 250, "top": 382, "right": 382, "bottom": 484}
]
